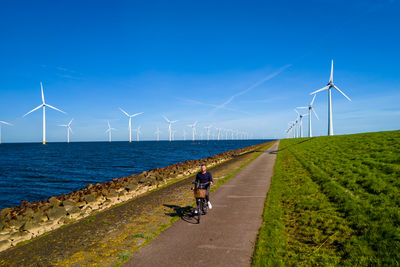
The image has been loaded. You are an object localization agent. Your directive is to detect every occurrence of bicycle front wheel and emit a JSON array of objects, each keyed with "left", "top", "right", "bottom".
[{"left": 197, "top": 200, "right": 201, "bottom": 223}]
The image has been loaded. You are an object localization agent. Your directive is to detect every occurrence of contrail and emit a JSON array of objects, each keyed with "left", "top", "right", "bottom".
[
  {"left": 177, "top": 64, "right": 291, "bottom": 115},
  {"left": 213, "top": 64, "right": 292, "bottom": 111}
]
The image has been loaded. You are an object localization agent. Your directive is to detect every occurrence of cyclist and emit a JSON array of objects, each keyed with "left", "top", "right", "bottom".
[{"left": 195, "top": 164, "right": 213, "bottom": 211}]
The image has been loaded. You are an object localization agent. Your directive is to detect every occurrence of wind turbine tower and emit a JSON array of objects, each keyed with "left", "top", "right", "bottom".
[
  {"left": 135, "top": 126, "right": 141, "bottom": 141},
  {"left": 155, "top": 127, "right": 161, "bottom": 141}
]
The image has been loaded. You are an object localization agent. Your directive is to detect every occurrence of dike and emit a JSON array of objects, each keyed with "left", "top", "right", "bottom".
[{"left": 0, "top": 142, "right": 264, "bottom": 252}]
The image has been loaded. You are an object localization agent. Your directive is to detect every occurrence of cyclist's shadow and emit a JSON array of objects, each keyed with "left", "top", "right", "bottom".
[{"left": 163, "top": 204, "right": 199, "bottom": 224}]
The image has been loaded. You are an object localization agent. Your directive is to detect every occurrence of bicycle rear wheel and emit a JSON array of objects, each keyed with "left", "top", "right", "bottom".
[{"left": 202, "top": 199, "right": 208, "bottom": 215}]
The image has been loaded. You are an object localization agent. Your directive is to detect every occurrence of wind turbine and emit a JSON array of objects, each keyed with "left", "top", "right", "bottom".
[
  {"left": 310, "top": 60, "right": 351, "bottom": 136},
  {"left": 204, "top": 125, "right": 212, "bottom": 141},
  {"left": 297, "top": 95, "right": 319, "bottom": 137},
  {"left": 23, "top": 82, "right": 66, "bottom": 144},
  {"left": 119, "top": 108, "right": 143, "bottom": 142},
  {"left": 216, "top": 128, "right": 221, "bottom": 141},
  {"left": 295, "top": 109, "right": 308, "bottom": 138},
  {"left": 0, "top": 121, "right": 12, "bottom": 144},
  {"left": 172, "top": 130, "right": 176, "bottom": 141},
  {"left": 293, "top": 119, "right": 299, "bottom": 138},
  {"left": 183, "top": 129, "right": 187, "bottom": 141},
  {"left": 187, "top": 121, "right": 197, "bottom": 141},
  {"left": 105, "top": 121, "right": 116, "bottom": 142},
  {"left": 162, "top": 116, "right": 178, "bottom": 142},
  {"left": 58, "top": 119, "right": 73, "bottom": 143},
  {"left": 155, "top": 127, "right": 161, "bottom": 141},
  {"left": 135, "top": 126, "right": 141, "bottom": 141}
]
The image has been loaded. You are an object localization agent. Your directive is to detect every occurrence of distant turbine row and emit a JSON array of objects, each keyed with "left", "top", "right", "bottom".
[
  {"left": 1, "top": 83, "right": 253, "bottom": 144},
  {"left": 287, "top": 60, "right": 351, "bottom": 138}
]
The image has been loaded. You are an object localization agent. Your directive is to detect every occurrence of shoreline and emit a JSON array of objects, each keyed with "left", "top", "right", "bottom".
[{"left": 0, "top": 142, "right": 268, "bottom": 252}]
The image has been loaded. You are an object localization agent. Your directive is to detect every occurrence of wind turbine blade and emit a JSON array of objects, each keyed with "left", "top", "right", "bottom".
[
  {"left": 107, "top": 121, "right": 110, "bottom": 128},
  {"left": 312, "top": 108, "right": 319, "bottom": 120},
  {"left": 0, "top": 121, "right": 13, "bottom": 126},
  {"left": 69, "top": 127, "right": 73, "bottom": 134},
  {"left": 68, "top": 118, "right": 74, "bottom": 126},
  {"left": 330, "top": 60, "right": 333, "bottom": 83},
  {"left": 41, "top": 82, "right": 45, "bottom": 103},
  {"left": 23, "top": 104, "right": 43, "bottom": 117},
  {"left": 132, "top": 112, "right": 144, "bottom": 117},
  {"left": 296, "top": 106, "right": 308, "bottom": 109},
  {"left": 294, "top": 109, "right": 300, "bottom": 115},
  {"left": 162, "top": 115, "right": 170, "bottom": 123},
  {"left": 119, "top": 108, "right": 130, "bottom": 117},
  {"left": 58, "top": 124, "right": 67, "bottom": 127},
  {"left": 171, "top": 120, "right": 178, "bottom": 124},
  {"left": 310, "top": 86, "right": 329, "bottom": 95},
  {"left": 310, "top": 94, "right": 316, "bottom": 105},
  {"left": 333, "top": 85, "right": 352, "bottom": 101},
  {"left": 46, "top": 104, "right": 66, "bottom": 114}
]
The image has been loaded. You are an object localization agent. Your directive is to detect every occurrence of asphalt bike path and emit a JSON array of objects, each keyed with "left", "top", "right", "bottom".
[{"left": 124, "top": 141, "right": 279, "bottom": 267}]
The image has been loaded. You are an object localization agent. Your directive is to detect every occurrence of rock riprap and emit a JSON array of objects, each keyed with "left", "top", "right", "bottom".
[{"left": 0, "top": 143, "right": 262, "bottom": 252}]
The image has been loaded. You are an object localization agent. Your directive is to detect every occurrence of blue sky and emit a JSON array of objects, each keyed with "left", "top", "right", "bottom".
[{"left": 0, "top": 0, "right": 399, "bottom": 142}]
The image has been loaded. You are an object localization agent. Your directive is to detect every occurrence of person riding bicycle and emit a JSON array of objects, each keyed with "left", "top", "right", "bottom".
[{"left": 195, "top": 164, "right": 213, "bottom": 210}]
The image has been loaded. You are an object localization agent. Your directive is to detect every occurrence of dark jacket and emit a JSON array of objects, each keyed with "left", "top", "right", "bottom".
[{"left": 195, "top": 171, "right": 213, "bottom": 185}]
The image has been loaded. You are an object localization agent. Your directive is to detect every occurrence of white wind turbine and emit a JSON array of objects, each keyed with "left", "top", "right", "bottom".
[
  {"left": 293, "top": 118, "right": 299, "bottom": 138},
  {"left": 310, "top": 60, "right": 351, "bottom": 136},
  {"left": 119, "top": 108, "right": 144, "bottom": 142},
  {"left": 295, "top": 109, "right": 308, "bottom": 138},
  {"left": 23, "top": 82, "right": 66, "bottom": 144},
  {"left": 135, "top": 126, "right": 142, "bottom": 141},
  {"left": 172, "top": 130, "right": 176, "bottom": 141},
  {"left": 105, "top": 121, "right": 116, "bottom": 142},
  {"left": 216, "top": 127, "right": 221, "bottom": 141},
  {"left": 187, "top": 121, "right": 197, "bottom": 141},
  {"left": 204, "top": 125, "right": 212, "bottom": 141},
  {"left": 154, "top": 127, "right": 161, "bottom": 141},
  {"left": 0, "top": 121, "right": 13, "bottom": 144},
  {"left": 58, "top": 119, "right": 73, "bottom": 143},
  {"left": 162, "top": 116, "right": 178, "bottom": 142},
  {"left": 183, "top": 129, "right": 187, "bottom": 141},
  {"left": 297, "top": 95, "right": 319, "bottom": 137}
]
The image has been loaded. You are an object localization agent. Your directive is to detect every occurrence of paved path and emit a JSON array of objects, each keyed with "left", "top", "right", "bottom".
[{"left": 124, "top": 141, "right": 279, "bottom": 267}]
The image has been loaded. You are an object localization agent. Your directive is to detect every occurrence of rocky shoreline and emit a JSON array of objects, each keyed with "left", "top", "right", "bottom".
[{"left": 0, "top": 143, "right": 264, "bottom": 252}]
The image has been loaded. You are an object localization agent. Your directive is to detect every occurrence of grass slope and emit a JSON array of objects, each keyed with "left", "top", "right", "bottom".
[{"left": 253, "top": 130, "right": 400, "bottom": 266}]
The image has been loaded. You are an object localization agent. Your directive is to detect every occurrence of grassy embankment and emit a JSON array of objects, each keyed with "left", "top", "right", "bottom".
[{"left": 253, "top": 130, "right": 400, "bottom": 266}]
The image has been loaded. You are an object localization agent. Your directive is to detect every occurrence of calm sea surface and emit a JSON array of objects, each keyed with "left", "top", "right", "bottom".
[{"left": 0, "top": 140, "right": 271, "bottom": 210}]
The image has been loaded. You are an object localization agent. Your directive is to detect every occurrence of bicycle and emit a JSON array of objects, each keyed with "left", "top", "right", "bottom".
[{"left": 192, "top": 181, "right": 210, "bottom": 223}]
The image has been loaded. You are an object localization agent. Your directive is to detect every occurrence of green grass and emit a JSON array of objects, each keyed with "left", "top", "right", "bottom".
[{"left": 253, "top": 130, "right": 400, "bottom": 266}]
